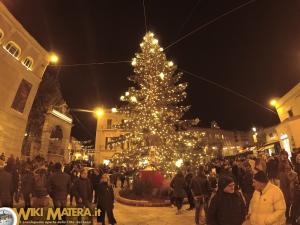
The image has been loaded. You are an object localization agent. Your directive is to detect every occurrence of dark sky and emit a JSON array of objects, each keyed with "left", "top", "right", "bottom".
[{"left": 3, "top": 0, "right": 300, "bottom": 140}]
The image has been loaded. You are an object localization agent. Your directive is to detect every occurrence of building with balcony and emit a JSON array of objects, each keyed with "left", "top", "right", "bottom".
[
  {"left": 95, "top": 110, "right": 129, "bottom": 165},
  {"left": 0, "top": 2, "right": 49, "bottom": 157}
]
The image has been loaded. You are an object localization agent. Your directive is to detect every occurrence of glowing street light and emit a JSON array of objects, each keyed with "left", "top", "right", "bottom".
[
  {"left": 111, "top": 108, "right": 117, "bottom": 113},
  {"left": 49, "top": 53, "right": 59, "bottom": 64},
  {"left": 95, "top": 108, "right": 104, "bottom": 117},
  {"left": 252, "top": 127, "right": 257, "bottom": 132},
  {"left": 270, "top": 99, "right": 277, "bottom": 107}
]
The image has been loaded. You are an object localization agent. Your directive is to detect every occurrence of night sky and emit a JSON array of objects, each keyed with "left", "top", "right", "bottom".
[{"left": 2, "top": 0, "right": 300, "bottom": 141}]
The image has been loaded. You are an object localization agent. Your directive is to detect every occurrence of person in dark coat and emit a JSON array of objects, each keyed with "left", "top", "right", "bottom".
[
  {"left": 207, "top": 176, "right": 246, "bottom": 225},
  {"left": 191, "top": 166, "right": 211, "bottom": 225},
  {"left": 48, "top": 162, "right": 71, "bottom": 208},
  {"left": 170, "top": 170, "right": 186, "bottom": 214},
  {"left": 267, "top": 155, "right": 279, "bottom": 182},
  {"left": 184, "top": 168, "right": 195, "bottom": 210},
  {"left": 89, "top": 169, "right": 100, "bottom": 204},
  {"left": 5, "top": 155, "right": 19, "bottom": 206},
  {"left": 219, "top": 162, "right": 234, "bottom": 180},
  {"left": 21, "top": 165, "right": 34, "bottom": 209},
  {"left": 73, "top": 169, "right": 93, "bottom": 222},
  {"left": 208, "top": 169, "right": 217, "bottom": 191},
  {"left": 110, "top": 170, "right": 118, "bottom": 188},
  {"left": 70, "top": 170, "right": 78, "bottom": 206},
  {"left": 97, "top": 173, "right": 116, "bottom": 225},
  {"left": 32, "top": 165, "right": 49, "bottom": 207},
  {"left": 0, "top": 160, "right": 13, "bottom": 207},
  {"left": 239, "top": 161, "right": 254, "bottom": 210},
  {"left": 119, "top": 168, "right": 126, "bottom": 188}
]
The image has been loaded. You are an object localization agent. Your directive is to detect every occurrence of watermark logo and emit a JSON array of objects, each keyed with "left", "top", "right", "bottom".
[{"left": 0, "top": 208, "right": 17, "bottom": 225}]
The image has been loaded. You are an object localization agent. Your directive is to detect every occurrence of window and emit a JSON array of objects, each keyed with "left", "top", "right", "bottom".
[
  {"left": 105, "top": 137, "right": 108, "bottom": 150},
  {"left": 22, "top": 57, "right": 33, "bottom": 70},
  {"left": 105, "top": 137, "right": 113, "bottom": 150},
  {"left": 107, "top": 119, "right": 112, "bottom": 129},
  {"left": 5, "top": 41, "right": 21, "bottom": 58},
  {"left": 288, "top": 109, "right": 294, "bottom": 118},
  {"left": 0, "top": 29, "right": 3, "bottom": 40},
  {"left": 11, "top": 79, "right": 32, "bottom": 113}
]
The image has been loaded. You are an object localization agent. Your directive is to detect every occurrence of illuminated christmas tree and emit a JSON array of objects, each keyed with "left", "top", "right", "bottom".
[{"left": 118, "top": 32, "right": 190, "bottom": 171}]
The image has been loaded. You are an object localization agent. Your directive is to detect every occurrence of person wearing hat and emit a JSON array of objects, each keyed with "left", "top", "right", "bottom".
[
  {"left": 248, "top": 170, "right": 286, "bottom": 225},
  {"left": 0, "top": 159, "right": 13, "bottom": 207},
  {"left": 207, "top": 175, "right": 246, "bottom": 225}
]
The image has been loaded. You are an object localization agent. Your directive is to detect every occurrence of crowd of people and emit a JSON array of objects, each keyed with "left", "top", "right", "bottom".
[
  {"left": 170, "top": 150, "right": 300, "bottom": 225},
  {"left": 0, "top": 155, "right": 118, "bottom": 225},
  {"left": 1, "top": 150, "right": 300, "bottom": 225}
]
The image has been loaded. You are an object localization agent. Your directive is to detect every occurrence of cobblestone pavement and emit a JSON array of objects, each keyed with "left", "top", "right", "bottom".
[
  {"left": 14, "top": 196, "right": 203, "bottom": 225},
  {"left": 112, "top": 202, "right": 201, "bottom": 225}
]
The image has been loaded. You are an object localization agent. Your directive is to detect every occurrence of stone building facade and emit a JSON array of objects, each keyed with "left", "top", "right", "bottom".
[
  {"left": 272, "top": 82, "right": 300, "bottom": 158},
  {"left": 95, "top": 110, "right": 129, "bottom": 165},
  {"left": 38, "top": 107, "right": 73, "bottom": 163},
  {"left": 0, "top": 2, "right": 49, "bottom": 157}
]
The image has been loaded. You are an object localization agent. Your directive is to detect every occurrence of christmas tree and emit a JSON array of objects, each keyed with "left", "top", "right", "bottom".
[{"left": 117, "top": 32, "right": 190, "bottom": 171}]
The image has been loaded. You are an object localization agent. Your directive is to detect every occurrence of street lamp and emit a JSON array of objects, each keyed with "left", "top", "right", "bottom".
[
  {"left": 94, "top": 107, "right": 118, "bottom": 117},
  {"left": 95, "top": 108, "right": 104, "bottom": 117},
  {"left": 252, "top": 127, "right": 257, "bottom": 132},
  {"left": 270, "top": 99, "right": 277, "bottom": 107},
  {"left": 49, "top": 53, "right": 59, "bottom": 64}
]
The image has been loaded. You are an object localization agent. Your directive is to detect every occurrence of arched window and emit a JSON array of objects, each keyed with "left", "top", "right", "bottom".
[
  {"left": 22, "top": 57, "right": 33, "bottom": 70},
  {"left": 0, "top": 29, "right": 3, "bottom": 40},
  {"left": 5, "top": 41, "right": 21, "bottom": 58}
]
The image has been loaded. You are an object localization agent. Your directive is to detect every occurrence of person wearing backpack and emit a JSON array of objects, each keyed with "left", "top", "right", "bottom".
[{"left": 207, "top": 176, "right": 246, "bottom": 225}]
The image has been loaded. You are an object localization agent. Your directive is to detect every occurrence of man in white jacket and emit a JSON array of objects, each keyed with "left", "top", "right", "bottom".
[{"left": 248, "top": 170, "right": 286, "bottom": 225}]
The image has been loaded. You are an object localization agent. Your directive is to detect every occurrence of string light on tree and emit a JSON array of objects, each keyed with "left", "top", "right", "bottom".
[
  {"left": 112, "top": 32, "right": 193, "bottom": 171},
  {"left": 159, "top": 72, "right": 165, "bottom": 80}
]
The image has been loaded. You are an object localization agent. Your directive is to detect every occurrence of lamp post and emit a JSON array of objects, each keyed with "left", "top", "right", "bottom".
[
  {"left": 49, "top": 53, "right": 59, "bottom": 64},
  {"left": 269, "top": 99, "right": 277, "bottom": 107}
]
